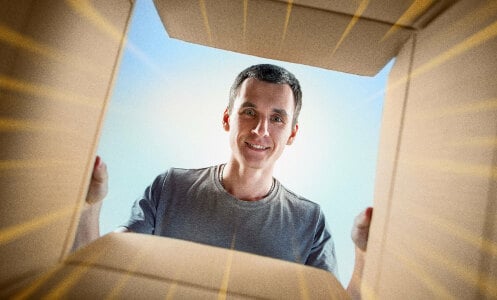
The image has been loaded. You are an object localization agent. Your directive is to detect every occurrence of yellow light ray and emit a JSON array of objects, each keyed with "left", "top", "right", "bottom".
[
  {"left": 217, "top": 232, "right": 237, "bottom": 300},
  {"left": 277, "top": 0, "right": 294, "bottom": 55},
  {"left": 0, "top": 206, "right": 74, "bottom": 245},
  {"left": 331, "top": 0, "right": 370, "bottom": 56},
  {"left": 0, "top": 159, "right": 77, "bottom": 171},
  {"left": 162, "top": 257, "right": 183, "bottom": 299},
  {"left": 64, "top": 0, "right": 124, "bottom": 42},
  {"left": 65, "top": 0, "right": 163, "bottom": 77},
  {"left": 399, "top": 155, "right": 497, "bottom": 219},
  {"left": 41, "top": 250, "right": 106, "bottom": 299},
  {"left": 0, "top": 118, "right": 74, "bottom": 133},
  {"left": 0, "top": 24, "right": 105, "bottom": 77},
  {"left": 217, "top": 251, "right": 234, "bottom": 299},
  {"left": 389, "top": 181, "right": 485, "bottom": 221},
  {"left": 198, "top": 0, "right": 213, "bottom": 45},
  {"left": 446, "top": 137, "right": 497, "bottom": 148},
  {"left": 391, "top": 18, "right": 497, "bottom": 91},
  {"left": 165, "top": 280, "right": 179, "bottom": 300},
  {"left": 360, "top": 279, "right": 378, "bottom": 300},
  {"left": 387, "top": 246, "right": 454, "bottom": 299},
  {"left": 0, "top": 75, "right": 99, "bottom": 108},
  {"left": 401, "top": 156, "right": 497, "bottom": 182},
  {"left": 12, "top": 265, "right": 66, "bottom": 300},
  {"left": 295, "top": 269, "right": 311, "bottom": 300},
  {"left": 392, "top": 225, "right": 497, "bottom": 296},
  {"left": 381, "top": 0, "right": 434, "bottom": 42},
  {"left": 360, "top": 15, "right": 497, "bottom": 108},
  {"left": 104, "top": 245, "right": 150, "bottom": 300},
  {"left": 243, "top": 0, "right": 248, "bottom": 40},
  {"left": 428, "top": 0, "right": 497, "bottom": 46},
  {"left": 400, "top": 201, "right": 497, "bottom": 258},
  {"left": 411, "top": 98, "right": 497, "bottom": 121}
]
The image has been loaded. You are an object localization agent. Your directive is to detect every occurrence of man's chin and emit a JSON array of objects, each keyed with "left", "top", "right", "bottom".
[{"left": 242, "top": 157, "right": 276, "bottom": 171}]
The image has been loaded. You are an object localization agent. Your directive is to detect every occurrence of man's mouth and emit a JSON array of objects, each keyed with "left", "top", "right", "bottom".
[{"left": 245, "top": 142, "right": 270, "bottom": 150}]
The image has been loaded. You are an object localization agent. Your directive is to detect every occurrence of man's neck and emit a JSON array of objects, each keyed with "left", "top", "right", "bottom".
[{"left": 221, "top": 161, "right": 274, "bottom": 201}]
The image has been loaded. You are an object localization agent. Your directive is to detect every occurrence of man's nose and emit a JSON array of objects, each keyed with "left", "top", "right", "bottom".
[{"left": 251, "top": 117, "right": 269, "bottom": 136}]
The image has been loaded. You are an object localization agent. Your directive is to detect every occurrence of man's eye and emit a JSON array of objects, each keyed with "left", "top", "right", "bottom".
[
  {"left": 244, "top": 109, "right": 256, "bottom": 116},
  {"left": 271, "top": 115, "right": 283, "bottom": 123}
]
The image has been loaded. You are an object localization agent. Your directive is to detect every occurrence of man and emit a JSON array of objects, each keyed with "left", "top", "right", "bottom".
[{"left": 74, "top": 64, "right": 372, "bottom": 299}]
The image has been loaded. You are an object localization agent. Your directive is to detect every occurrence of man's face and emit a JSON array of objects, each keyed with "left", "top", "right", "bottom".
[{"left": 223, "top": 78, "right": 298, "bottom": 171}]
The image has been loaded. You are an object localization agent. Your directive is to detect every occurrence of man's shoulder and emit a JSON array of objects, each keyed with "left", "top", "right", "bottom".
[
  {"left": 166, "top": 166, "right": 216, "bottom": 176},
  {"left": 162, "top": 165, "right": 217, "bottom": 183},
  {"left": 168, "top": 165, "right": 216, "bottom": 174},
  {"left": 275, "top": 182, "right": 325, "bottom": 227},
  {"left": 276, "top": 181, "right": 321, "bottom": 211},
  {"left": 147, "top": 165, "right": 218, "bottom": 196}
]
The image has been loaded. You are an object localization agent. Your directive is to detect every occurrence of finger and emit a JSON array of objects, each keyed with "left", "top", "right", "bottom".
[
  {"left": 92, "top": 157, "right": 108, "bottom": 182},
  {"left": 94, "top": 155, "right": 101, "bottom": 169},
  {"left": 364, "top": 206, "right": 373, "bottom": 223},
  {"left": 354, "top": 206, "right": 373, "bottom": 229}
]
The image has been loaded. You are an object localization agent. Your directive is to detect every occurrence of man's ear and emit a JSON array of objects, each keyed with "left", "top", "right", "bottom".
[
  {"left": 287, "top": 123, "right": 299, "bottom": 145},
  {"left": 222, "top": 107, "right": 230, "bottom": 132}
]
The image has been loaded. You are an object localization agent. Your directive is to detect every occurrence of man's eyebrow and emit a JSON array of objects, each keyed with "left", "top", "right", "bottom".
[
  {"left": 273, "top": 108, "right": 288, "bottom": 117},
  {"left": 241, "top": 102, "right": 256, "bottom": 108}
]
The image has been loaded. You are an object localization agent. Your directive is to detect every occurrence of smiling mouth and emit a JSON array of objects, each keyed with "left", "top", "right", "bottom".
[{"left": 245, "top": 142, "right": 270, "bottom": 150}]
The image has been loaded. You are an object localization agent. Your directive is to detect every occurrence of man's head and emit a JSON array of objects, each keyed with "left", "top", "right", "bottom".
[
  {"left": 228, "top": 64, "right": 302, "bottom": 126},
  {"left": 223, "top": 64, "right": 300, "bottom": 171}
]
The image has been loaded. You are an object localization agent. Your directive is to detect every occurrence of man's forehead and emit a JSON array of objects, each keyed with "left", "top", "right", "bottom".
[
  {"left": 240, "top": 77, "right": 291, "bottom": 91},
  {"left": 238, "top": 79, "right": 294, "bottom": 102}
]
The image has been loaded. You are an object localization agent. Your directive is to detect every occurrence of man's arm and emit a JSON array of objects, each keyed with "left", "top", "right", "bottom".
[
  {"left": 72, "top": 156, "right": 109, "bottom": 251},
  {"left": 347, "top": 207, "right": 373, "bottom": 300}
]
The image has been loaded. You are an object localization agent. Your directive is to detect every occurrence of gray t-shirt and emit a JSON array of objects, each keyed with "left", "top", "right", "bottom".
[{"left": 124, "top": 165, "right": 338, "bottom": 276}]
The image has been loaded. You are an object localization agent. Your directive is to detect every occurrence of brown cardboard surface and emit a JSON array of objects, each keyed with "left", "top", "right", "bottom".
[
  {"left": 361, "top": 35, "right": 416, "bottom": 299},
  {"left": 364, "top": 0, "right": 497, "bottom": 298},
  {"left": 274, "top": 0, "right": 458, "bottom": 29},
  {"left": 2, "top": 0, "right": 496, "bottom": 298},
  {"left": 13, "top": 266, "right": 230, "bottom": 299},
  {"left": 12, "top": 233, "right": 348, "bottom": 299},
  {"left": 153, "top": 0, "right": 415, "bottom": 76},
  {"left": 0, "top": 0, "right": 134, "bottom": 289}
]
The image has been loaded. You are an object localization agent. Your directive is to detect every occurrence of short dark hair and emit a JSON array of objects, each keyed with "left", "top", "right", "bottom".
[{"left": 228, "top": 64, "right": 302, "bottom": 126}]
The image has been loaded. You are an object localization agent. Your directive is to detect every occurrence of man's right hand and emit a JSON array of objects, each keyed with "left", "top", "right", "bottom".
[{"left": 86, "top": 156, "right": 108, "bottom": 206}]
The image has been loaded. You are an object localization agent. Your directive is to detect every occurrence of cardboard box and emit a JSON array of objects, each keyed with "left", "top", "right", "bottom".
[
  {"left": 153, "top": 0, "right": 455, "bottom": 76},
  {"left": 11, "top": 233, "right": 347, "bottom": 299},
  {"left": 1, "top": 0, "right": 496, "bottom": 298},
  {"left": 0, "top": 0, "right": 134, "bottom": 294}
]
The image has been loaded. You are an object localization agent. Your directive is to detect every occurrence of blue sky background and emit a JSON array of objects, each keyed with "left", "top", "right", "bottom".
[{"left": 97, "top": 0, "right": 393, "bottom": 285}]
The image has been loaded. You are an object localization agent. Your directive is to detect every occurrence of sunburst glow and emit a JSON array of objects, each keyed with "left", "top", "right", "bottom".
[
  {"left": 217, "top": 232, "right": 237, "bottom": 300},
  {"left": 198, "top": 0, "right": 213, "bottom": 45},
  {"left": 277, "top": 0, "right": 294, "bottom": 55},
  {"left": 331, "top": 0, "right": 370, "bottom": 56},
  {"left": 0, "top": 24, "right": 104, "bottom": 76},
  {"left": 381, "top": 0, "right": 433, "bottom": 42},
  {"left": 0, "top": 206, "right": 74, "bottom": 245},
  {"left": 104, "top": 246, "right": 150, "bottom": 299},
  {"left": 0, "top": 75, "right": 99, "bottom": 108}
]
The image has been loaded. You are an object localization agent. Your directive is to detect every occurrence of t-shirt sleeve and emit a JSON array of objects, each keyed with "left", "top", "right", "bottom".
[
  {"left": 305, "top": 208, "right": 339, "bottom": 279},
  {"left": 121, "top": 172, "right": 167, "bottom": 234}
]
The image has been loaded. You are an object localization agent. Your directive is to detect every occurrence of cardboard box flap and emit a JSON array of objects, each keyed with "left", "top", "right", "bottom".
[
  {"left": 277, "top": 0, "right": 458, "bottom": 28},
  {"left": 0, "top": 0, "right": 133, "bottom": 290},
  {"left": 153, "top": 0, "right": 455, "bottom": 76},
  {"left": 53, "top": 233, "right": 348, "bottom": 299}
]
